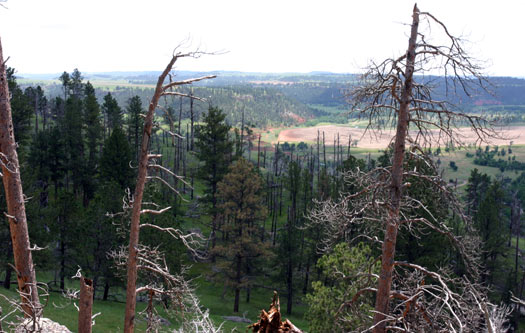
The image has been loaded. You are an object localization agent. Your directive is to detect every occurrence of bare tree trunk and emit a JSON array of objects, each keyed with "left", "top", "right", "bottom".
[
  {"left": 78, "top": 277, "right": 93, "bottom": 333},
  {"left": 512, "top": 194, "right": 521, "bottom": 287},
  {"left": 257, "top": 134, "right": 261, "bottom": 169},
  {"left": 373, "top": 5, "right": 419, "bottom": 332},
  {"left": 316, "top": 130, "right": 320, "bottom": 184},
  {"left": 190, "top": 88, "right": 195, "bottom": 151},
  {"left": 123, "top": 53, "right": 215, "bottom": 332},
  {"left": 234, "top": 255, "right": 241, "bottom": 312},
  {"left": 240, "top": 108, "right": 245, "bottom": 157},
  {"left": 347, "top": 133, "right": 351, "bottom": 159},
  {"left": 322, "top": 131, "right": 326, "bottom": 168},
  {"left": 103, "top": 281, "right": 110, "bottom": 301},
  {"left": 124, "top": 56, "right": 177, "bottom": 333},
  {"left": 146, "top": 289, "right": 155, "bottom": 333},
  {"left": 0, "top": 36, "right": 40, "bottom": 317}
]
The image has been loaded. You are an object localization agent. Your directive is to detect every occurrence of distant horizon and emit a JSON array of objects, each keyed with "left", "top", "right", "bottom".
[{"left": 16, "top": 70, "right": 525, "bottom": 81}]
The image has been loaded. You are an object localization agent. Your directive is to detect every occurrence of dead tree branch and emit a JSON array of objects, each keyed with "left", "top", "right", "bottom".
[{"left": 122, "top": 46, "right": 215, "bottom": 332}]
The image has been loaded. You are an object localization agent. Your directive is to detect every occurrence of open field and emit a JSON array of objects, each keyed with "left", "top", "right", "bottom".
[{"left": 278, "top": 125, "right": 525, "bottom": 148}]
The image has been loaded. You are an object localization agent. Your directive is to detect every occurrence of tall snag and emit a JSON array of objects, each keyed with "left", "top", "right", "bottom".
[
  {"left": 123, "top": 49, "right": 215, "bottom": 332},
  {"left": 0, "top": 36, "right": 40, "bottom": 317},
  {"left": 310, "top": 4, "right": 504, "bottom": 332},
  {"left": 372, "top": 5, "right": 418, "bottom": 329},
  {"left": 349, "top": 5, "right": 501, "bottom": 332}
]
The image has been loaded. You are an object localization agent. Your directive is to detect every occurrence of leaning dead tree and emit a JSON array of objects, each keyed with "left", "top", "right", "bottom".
[
  {"left": 309, "top": 4, "right": 507, "bottom": 332},
  {"left": 0, "top": 36, "right": 41, "bottom": 318},
  {"left": 123, "top": 48, "right": 215, "bottom": 333}
]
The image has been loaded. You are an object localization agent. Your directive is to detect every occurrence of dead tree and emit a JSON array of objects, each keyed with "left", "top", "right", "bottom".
[
  {"left": 123, "top": 47, "right": 215, "bottom": 333},
  {"left": 310, "top": 4, "right": 503, "bottom": 332},
  {"left": 309, "top": 151, "right": 510, "bottom": 331},
  {"left": 0, "top": 36, "right": 40, "bottom": 318},
  {"left": 78, "top": 277, "right": 93, "bottom": 333}
]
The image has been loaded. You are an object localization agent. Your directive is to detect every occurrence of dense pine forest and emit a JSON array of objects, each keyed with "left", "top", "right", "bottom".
[{"left": 3, "top": 5, "right": 525, "bottom": 333}]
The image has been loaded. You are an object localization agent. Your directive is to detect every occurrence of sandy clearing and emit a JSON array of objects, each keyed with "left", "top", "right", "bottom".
[{"left": 278, "top": 125, "right": 525, "bottom": 148}]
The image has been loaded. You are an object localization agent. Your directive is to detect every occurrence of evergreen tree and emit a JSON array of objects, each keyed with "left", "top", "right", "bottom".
[
  {"left": 126, "top": 96, "right": 143, "bottom": 161},
  {"left": 100, "top": 127, "right": 134, "bottom": 190},
  {"left": 59, "top": 71, "right": 71, "bottom": 100},
  {"left": 47, "top": 126, "right": 67, "bottom": 199},
  {"left": 7, "top": 68, "right": 33, "bottom": 148},
  {"left": 62, "top": 95, "right": 85, "bottom": 194},
  {"left": 52, "top": 191, "right": 82, "bottom": 290},
  {"left": 306, "top": 243, "right": 378, "bottom": 332},
  {"left": 212, "top": 158, "right": 270, "bottom": 313},
  {"left": 195, "top": 106, "right": 233, "bottom": 248},
  {"left": 102, "top": 92, "right": 123, "bottom": 135},
  {"left": 474, "top": 179, "right": 507, "bottom": 282},
  {"left": 70, "top": 68, "right": 84, "bottom": 98},
  {"left": 83, "top": 82, "right": 102, "bottom": 203},
  {"left": 465, "top": 168, "right": 491, "bottom": 216}
]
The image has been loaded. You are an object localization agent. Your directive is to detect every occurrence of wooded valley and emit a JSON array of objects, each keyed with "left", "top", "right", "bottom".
[{"left": 2, "top": 4, "right": 525, "bottom": 333}]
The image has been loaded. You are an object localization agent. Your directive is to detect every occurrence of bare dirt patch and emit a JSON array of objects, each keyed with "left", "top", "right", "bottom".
[{"left": 278, "top": 125, "right": 525, "bottom": 148}]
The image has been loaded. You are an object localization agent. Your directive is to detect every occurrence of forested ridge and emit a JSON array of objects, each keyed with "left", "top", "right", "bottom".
[{"left": 3, "top": 6, "right": 525, "bottom": 333}]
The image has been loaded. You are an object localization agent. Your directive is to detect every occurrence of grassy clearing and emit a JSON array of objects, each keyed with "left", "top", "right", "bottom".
[{"left": 438, "top": 145, "right": 525, "bottom": 184}]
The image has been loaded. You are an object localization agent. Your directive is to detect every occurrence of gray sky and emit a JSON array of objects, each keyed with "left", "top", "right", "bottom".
[{"left": 1, "top": 0, "right": 524, "bottom": 76}]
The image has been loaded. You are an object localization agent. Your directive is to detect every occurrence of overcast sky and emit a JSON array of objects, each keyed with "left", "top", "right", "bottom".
[{"left": 1, "top": 0, "right": 523, "bottom": 76}]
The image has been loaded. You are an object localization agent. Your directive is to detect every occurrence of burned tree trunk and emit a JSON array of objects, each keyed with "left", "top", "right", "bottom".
[
  {"left": 123, "top": 50, "right": 215, "bottom": 332},
  {"left": 0, "top": 36, "right": 40, "bottom": 318},
  {"left": 372, "top": 6, "right": 419, "bottom": 331},
  {"left": 78, "top": 277, "right": 93, "bottom": 333},
  {"left": 305, "top": 3, "right": 502, "bottom": 331}
]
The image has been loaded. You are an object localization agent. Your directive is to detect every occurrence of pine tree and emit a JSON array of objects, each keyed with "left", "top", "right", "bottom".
[
  {"left": 126, "top": 96, "right": 144, "bottom": 161},
  {"left": 102, "top": 92, "right": 122, "bottom": 136},
  {"left": 474, "top": 179, "right": 507, "bottom": 282},
  {"left": 59, "top": 71, "right": 71, "bottom": 100},
  {"left": 100, "top": 127, "right": 134, "bottom": 190},
  {"left": 47, "top": 126, "right": 67, "bottom": 200},
  {"left": 62, "top": 94, "right": 84, "bottom": 194},
  {"left": 7, "top": 68, "right": 33, "bottom": 148},
  {"left": 212, "top": 158, "right": 270, "bottom": 312},
  {"left": 195, "top": 106, "right": 233, "bottom": 249},
  {"left": 83, "top": 82, "right": 102, "bottom": 203},
  {"left": 70, "top": 68, "right": 84, "bottom": 98}
]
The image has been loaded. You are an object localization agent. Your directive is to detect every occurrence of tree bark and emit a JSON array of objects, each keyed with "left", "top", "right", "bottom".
[
  {"left": 372, "top": 5, "right": 419, "bottom": 332},
  {"left": 0, "top": 36, "right": 40, "bottom": 317},
  {"left": 78, "top": 277, "right": 93, "bottom": 333}
]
